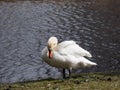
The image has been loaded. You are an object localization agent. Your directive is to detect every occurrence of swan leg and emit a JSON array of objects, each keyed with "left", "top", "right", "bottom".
[
  {"left": 68, "top": 68, "right": 72, "bottom": 78},
  {"left": 63, "top": 68, "right": 66, "bottom": 79}
]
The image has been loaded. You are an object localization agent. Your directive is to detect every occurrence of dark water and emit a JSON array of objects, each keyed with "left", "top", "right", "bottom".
[{"left": 0, "top": 0, "right": 120, "bottom": 83}]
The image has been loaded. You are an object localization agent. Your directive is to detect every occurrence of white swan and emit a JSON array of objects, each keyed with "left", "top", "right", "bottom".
[{"left": 41, "top": 36, "right": 97, "bottom": 78}]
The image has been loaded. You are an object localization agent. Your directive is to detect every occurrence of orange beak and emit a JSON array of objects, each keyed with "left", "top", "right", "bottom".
[{"left": 49, "top": 49, "right": 53, "bottom": 59}]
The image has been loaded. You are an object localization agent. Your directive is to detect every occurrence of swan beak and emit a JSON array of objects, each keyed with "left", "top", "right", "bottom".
[{"left": 48, "top": 49, "right": 52, "bottom": 59}]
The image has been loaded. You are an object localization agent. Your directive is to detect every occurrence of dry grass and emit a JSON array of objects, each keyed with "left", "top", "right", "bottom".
[{"left": 0, "top": 72, "right": 120, "bottom": 90}]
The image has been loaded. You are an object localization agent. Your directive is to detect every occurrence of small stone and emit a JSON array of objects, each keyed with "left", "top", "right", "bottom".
[
  {"left": 85, "top": 79, "right": 89, "bottom": 82},
  {"left": 53, "top": 86, "right": 59, "bottom": 90},
  {"left": 8, "top": 85, "right": 12, "bottom": 88},
  {"left": 47, "top": 83, "right": 51, "bottom": 87},
  {"left": 107, "top": 77, "right": 112, "bottom": 81},
  {"left": 6, "top": 88, "right": 10, "bottom": 90},
  {"left": 5, "top": 85, "right": 12, "bottom": 90},
  {"left": 75, "top": 80, "right": 81, "bottom": 84},
  {"left": 97, "top": 77, "right": 100, "bottom": 79}
]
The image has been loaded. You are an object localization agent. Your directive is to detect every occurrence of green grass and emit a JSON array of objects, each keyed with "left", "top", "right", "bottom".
[{"left": 0, "top": 72, "right": 120, "bottom": 90}]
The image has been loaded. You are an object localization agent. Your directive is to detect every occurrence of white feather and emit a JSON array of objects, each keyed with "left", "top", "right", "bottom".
[{"left": 41, "top": 37, "right": 97, "bottom": 69}]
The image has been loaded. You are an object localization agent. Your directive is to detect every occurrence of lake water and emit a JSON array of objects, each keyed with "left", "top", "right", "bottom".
[{"left": 0, "top": 0, "right": 120, "bottom": 83}]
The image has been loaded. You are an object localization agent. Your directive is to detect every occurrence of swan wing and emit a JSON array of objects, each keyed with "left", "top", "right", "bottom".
[{"left": 58, "top": 41, "right": 92, "bottom": 58}]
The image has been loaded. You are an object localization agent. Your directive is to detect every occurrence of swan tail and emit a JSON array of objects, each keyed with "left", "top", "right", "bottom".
[
  {"left": 85, "top": 51, "right": 92, "bottom": 58},
  {"left": 78, "top": 57, "right": 97, "bottom": 67},
  {"left": 82, "top": 61, "right": 97, "bottom": 67},
  {"left": 88, "top": 62, "right": 97, "bottom": 66}
]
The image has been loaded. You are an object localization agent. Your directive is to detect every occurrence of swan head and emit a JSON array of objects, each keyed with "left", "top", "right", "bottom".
[{"left": 47, "top": 36, "right": 58, "bottom": 58}]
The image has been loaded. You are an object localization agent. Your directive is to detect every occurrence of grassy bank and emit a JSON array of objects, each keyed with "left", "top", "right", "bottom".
[{"left": 0, "top": 72, "right": 120, "bottom": 90}]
